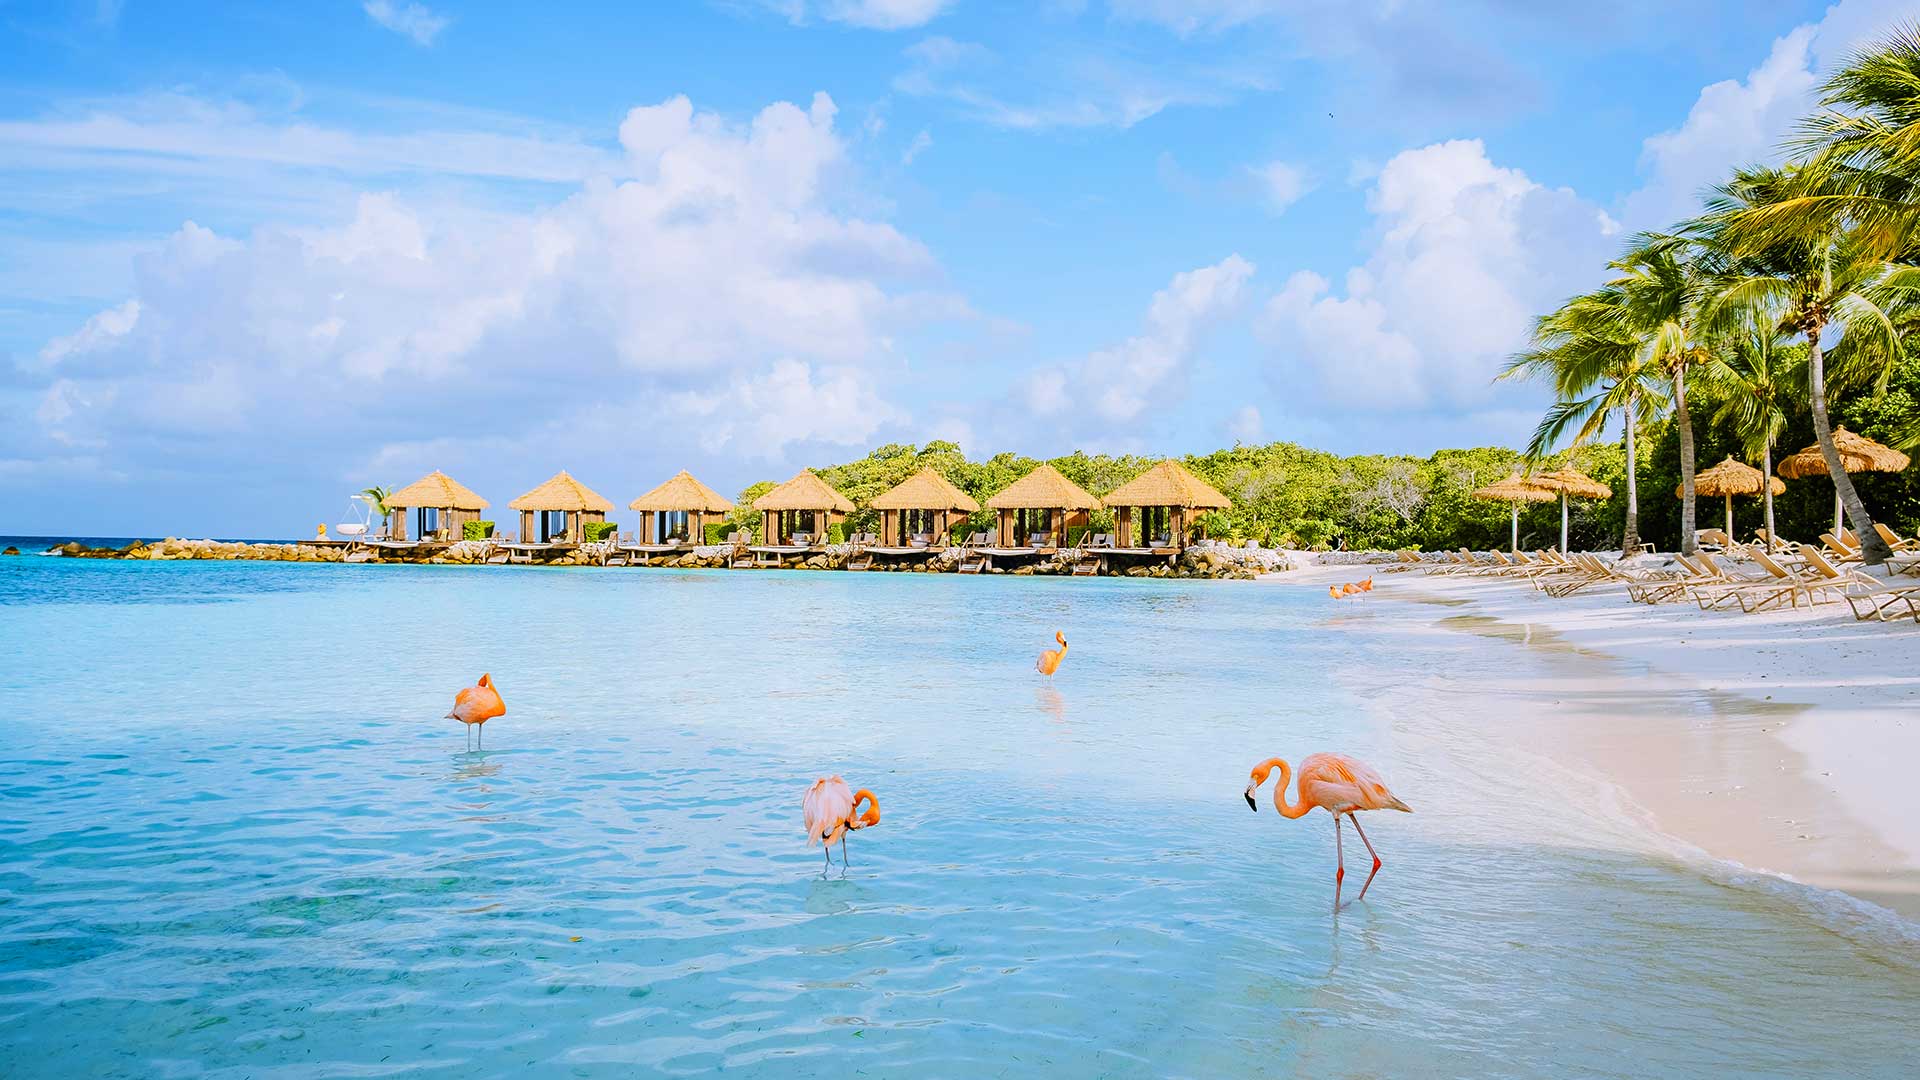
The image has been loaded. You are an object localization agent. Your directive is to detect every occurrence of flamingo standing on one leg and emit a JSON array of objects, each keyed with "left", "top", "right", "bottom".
[
  {"left": 447, "top": 673, "right": 505, "bottom": 750},
  {"left": 802, "top": 776, "right": 881, "bottom": 871},
  {"left": 1035, "top": 631, "right": 1069, "bottom": 676},
  {"left": 1244, "top": 753, "right": 1411, "bottom": 912}
]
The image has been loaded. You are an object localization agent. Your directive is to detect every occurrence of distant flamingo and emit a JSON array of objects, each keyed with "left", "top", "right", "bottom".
[
  {"left": 1358, "top": 577, "right": 1373, "bottom": 592},
  {"left": 802, "top": 776, "right": 881, "bottom": 870},
  {"left": 1244, "top": 753, "right": 1411, "bottom": 911},
  {"left": 1035, "top": 631, "right": 1069, "bottom": 676},
  {"left": 1329, "top": 585, "right": 1344, "bottom": 599},
  {"left": 447, "top": 673, "right": 505, "bottom": 750}
]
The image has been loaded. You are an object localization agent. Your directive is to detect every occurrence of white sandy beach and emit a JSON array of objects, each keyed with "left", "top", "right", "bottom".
[{"left": 1274, "top": 558, "right": 1920, "bottom": 922}]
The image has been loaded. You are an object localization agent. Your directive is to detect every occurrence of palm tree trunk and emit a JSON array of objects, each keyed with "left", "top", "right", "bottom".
[
  {"left": 1761, "top": 442, "right": 1777, "bottom": 552},
  {"left": 1807, "top": 326, "right": 1892, "bottom": 564},
  {"left": 1675, "top": 366, "right": 1697, "bottom": 556},
  {"left": 1621, "top": 393, "right": 1640, "bottom": 554}
]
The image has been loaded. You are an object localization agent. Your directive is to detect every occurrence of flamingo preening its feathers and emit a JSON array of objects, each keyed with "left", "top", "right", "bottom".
[
  {"left": 1245, "top": 753, "right": 1411, "bottom": 911},
  {"left": 447, "top": 673, "right": 505, "bottom": 750},
  {"left": 803, "top": 776, "right": 882, "bottom": 871}
]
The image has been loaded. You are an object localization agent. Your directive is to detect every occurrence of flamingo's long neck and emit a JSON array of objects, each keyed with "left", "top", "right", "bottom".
[
  {"left": 851, "top": 789, "right": 880, "bottom": 827},
  {"left": 1262, "top": 758, "right": 1311, "bottom": 819}
]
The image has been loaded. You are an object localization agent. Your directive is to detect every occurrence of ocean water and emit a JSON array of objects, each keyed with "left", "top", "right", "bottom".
[{"left": 1, "top": 558, "right": 1916, "bottom": 1078}]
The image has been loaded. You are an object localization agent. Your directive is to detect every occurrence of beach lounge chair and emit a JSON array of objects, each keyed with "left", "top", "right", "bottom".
[
  {"left": 1628, "top": 553, "right": 1750, "bottom": 604},
  {"left": 1795, "top": 548, "right": 1913, "bottom": 623},
  {"left": 1691, "top": 547, "right": 1846, "bottom": 612},
  {"left": 1695, "top": 528, "right": 1733, "bottom": 551},
  {"left": 1820, "top": 532, "right": 1863, "bottom": 562},
  {"left": 1833, "top": 566, "right": 1920, "bottom": 622},
  {"left": 1873, "top": 523, "right": 1920, "bottom": 554}
]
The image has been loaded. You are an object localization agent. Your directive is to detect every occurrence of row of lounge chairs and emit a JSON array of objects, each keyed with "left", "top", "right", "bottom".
[{"left": 1391, "top": 527, "right": 1920, "bottom": 622}]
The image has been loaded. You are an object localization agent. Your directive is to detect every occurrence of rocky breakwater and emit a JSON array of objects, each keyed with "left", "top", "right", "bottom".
[
  {"left": 1116, "top": 541, "right": 1297, "bottom": 581},
  {"left": 52, "top": 538, "right": 350, "bottom": 562}
]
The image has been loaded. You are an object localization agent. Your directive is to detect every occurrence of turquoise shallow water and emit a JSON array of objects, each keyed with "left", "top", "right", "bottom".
[{"left": 1, "top": 559, "right": 1917, "bottom": 1078}]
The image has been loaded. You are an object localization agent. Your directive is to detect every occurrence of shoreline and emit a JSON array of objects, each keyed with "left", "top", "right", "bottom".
[{"left": 1278, "top": 559, "right": 1920, "bottom": 923}]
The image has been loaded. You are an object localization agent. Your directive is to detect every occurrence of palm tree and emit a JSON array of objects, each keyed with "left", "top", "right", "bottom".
[
  {"left": 362, "top": 486, "right": 394, "bottom": 536},
  {"left": 1700, "top": 165, "right": 1907, "bottom": 564},
  {"left": 1726, "top": 26, "right": 1920, "bottom": 255},
  {"left": 1502, "top": 288, "right": 1668, "bottom": 553},
  {"left": 1697, "top": 327, "right": 1804, "bottom": 548},
  {"left": 1606, "top": 235, "right": 1712, "bottom": 555}
]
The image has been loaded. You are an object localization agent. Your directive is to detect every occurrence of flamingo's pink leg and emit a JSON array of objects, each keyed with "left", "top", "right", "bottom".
[
  {"left": 1333, "top": 813, "right": 1346, "bottom": 912},
  {"left": 1349, "top": 814, "right": 1383, "bottom": 903}
]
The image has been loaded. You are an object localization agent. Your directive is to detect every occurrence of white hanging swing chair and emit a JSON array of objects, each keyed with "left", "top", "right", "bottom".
[{"left": 336, "top": 493, "right": 374, "bottom": 539}]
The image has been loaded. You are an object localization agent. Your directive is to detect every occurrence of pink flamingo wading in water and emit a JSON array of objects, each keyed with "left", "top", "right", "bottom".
[
  {"left": 1245, "top": 753, "right": 1411, "bottom": 911},
  {"left": 447, "top": 673, "right": 505, "bottom": 750},
  {"left": 803, "top": 776, "right": 881, "bottom": 871}
]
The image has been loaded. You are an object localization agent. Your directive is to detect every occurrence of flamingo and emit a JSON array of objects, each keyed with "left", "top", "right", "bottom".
[
  {"left": 1035, "top": 631, "right": 1069, "bottom": 676},
  {"left": 802, "top": 776, "right": 881, "bottom": 870},
  {"left": 447, "top": 673, "right": 505, "bottom": 750},
  {"left": 1244, "top": 753, "right": 1411, "bottom": 911},
  {"left": 1329, "top": 585, "right": 1344, "bottom": 599},
  {"left": 1359, "top": 577, "right": 1373, "bottom": 592}
]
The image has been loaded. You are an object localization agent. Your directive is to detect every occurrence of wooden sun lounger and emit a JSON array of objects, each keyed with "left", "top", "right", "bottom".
[{"left": 1689, "top": 547, "right": 1847, "bottom": 612}]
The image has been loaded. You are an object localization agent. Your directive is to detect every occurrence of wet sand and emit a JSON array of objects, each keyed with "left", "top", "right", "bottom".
[{"left": 1276, "top": 560, "right": 1920, "bottom": 922}]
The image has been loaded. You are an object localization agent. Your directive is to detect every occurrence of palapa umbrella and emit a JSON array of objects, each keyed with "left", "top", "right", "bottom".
[
  {"left": 1682, "top": 457, "right": 1783, "bottom": 544},
  {"left": 1775, "top": 427, "right": 1911, "bottom": 534},
  {"left": 1471, "top": 475, "right": 1556, "bottom": 553},
  {"left": 1529, "top": 467, "right": 1612, "bottom": 553}
]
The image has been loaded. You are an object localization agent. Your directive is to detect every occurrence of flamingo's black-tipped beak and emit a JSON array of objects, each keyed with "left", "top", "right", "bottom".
[{"left": 1244, "top": 789, "right": 1258, "bottom": 812}]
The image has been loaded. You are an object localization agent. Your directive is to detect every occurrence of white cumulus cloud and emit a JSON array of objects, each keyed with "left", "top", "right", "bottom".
[
  {"left": 23, "top": 92, "right": 945, "bottom": 466},
  {"left": 1248, "top": 160, "right": 1311, "bottom": 213},
  {"left": 1259, "top": 139, "right": 1616, "bottom": 410},
  {"left": 1026, "top": 254, "right": 1255, "bottom": 424},
  {"left": 363, "top": 1, "right": 449, "bottom": 46}
]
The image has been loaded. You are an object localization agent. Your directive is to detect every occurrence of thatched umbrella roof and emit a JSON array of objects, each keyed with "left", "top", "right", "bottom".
[
  {"left": 630, "top": 470, "right": 733, "bottom": 513},
  {"left": 986, "top": 464, "right": 1100, "bottom": 511},
  {"left": 1102, "top": 459, "right": 1232, "bottom": 510},
  {"left": 509, "top": 471, "right": 613, "bottom": 512},
  {"left": 1470, "top": 475, "right": 1557, "bottom": 503},
  {"left": 1684, "top": 457, "right": 1784, "bottom": 499},
  {"left": 1531, "top": 467, "right": 1612, "bottom": 500},
  {"left": 1775, "top": 427, "right": 1911, "bottom": 479},
  {"left": 870, "top": 468, "right": 980, "bottom": 512},
  {"left": 752, "top": 470, "right": 854, "bottom": 513},
  {"left": 387, "top": 470, "right": 488, "bottom": 510}
]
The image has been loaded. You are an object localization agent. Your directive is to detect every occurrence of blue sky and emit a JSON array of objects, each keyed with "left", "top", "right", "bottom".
[{"left": 3, "top": 0, "right": 1916, "bottom": 535}]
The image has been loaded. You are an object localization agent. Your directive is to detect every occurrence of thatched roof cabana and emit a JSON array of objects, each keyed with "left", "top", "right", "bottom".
[
  {"left": 1775, "top": 427, "right": 1910, "bottom": 479},
  {"left": 384, "top": 470, "right": 489, "bottom": 542},
  {"left": 629, "top": 470, "right": 733, "bottom": 546},
  {"left": 1683, "top": 457, "right": 1784, "bottom": 541},
  {"left": 1776, "top": 427, "right": 1910, "bottom": 534},
  {"left": 985, "top": 464, "right": 1099, "bottom": 549},
  {"left": 751, "top": 470, "right": 853, "bottom": 547},
  {"left": 1101, "top": 460, "right": 1231, "bottom": 550},
  {"left": 869, "top": 468, "right": 979, "bottom": 548},
  {"left": 1471, "top": 474, "right": 1556, "bottom": 553},
  {"left": 1529, "top": 467, "right": 1611, "bottom": 553},
  {"left": 509, "top": 471, "right": 613, "bottom": 545}
]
